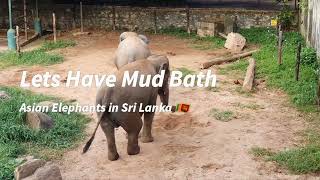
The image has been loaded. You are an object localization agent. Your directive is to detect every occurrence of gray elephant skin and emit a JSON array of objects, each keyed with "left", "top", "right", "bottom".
[
  {"left": 114, "top": 32, "right": 151, "bottom": 69},
  {"left": 83, "top": 57, "right": 170, "bottom": 161}
]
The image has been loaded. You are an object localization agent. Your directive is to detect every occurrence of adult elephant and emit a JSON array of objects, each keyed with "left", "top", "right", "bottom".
[
  {"left": 83, "top": 56, "right": 170, "bottom": 161},
  {"left": 114, "top": 32, "right": 151, "bottom": 69}
]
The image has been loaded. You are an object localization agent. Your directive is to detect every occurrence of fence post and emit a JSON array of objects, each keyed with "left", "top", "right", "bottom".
[
  {"left": 295, "top": 42, "right": 301, "bottom": 81},
  {"left": 278, "top": 26, "right": 283, "bottom": 65},
  {"left": 186, "top": 5, "right": 190, "bottom": 34},
  {"left": 53, "top": 13, "right": 57, "bottom": 43},
  {"left": 112, "top": 6, "right": 116, "bottom": 31},
  {"left": 153, "top": 9, "right": 157, "bottom": 34},
  {"left": 80, "top": 1, "right": 83, "bottom": 33},
  {"left": 24, "top": 0, "right": 28, "bottom": 40},
  {"left": 16, "top": 26, "right": 20, "bottom": 53}
]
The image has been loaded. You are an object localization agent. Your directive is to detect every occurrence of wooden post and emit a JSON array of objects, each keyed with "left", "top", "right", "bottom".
[
  {"left": 295, "top": 42, "right": 301, "bottom": 81},
  {"left": 243, "top": 58, "right": 256, "bottom": 91},
  {"left": 80, "top": 1, "right": 83, "bottom": 33},
  {"left": 23, "top": 0, "right": 28, "bottom": 40},
  {"left": 53, "top": 13, "right": 57, "bottom": 43},
  {"left": 153, "top": 9, "right": 157, "bottom": 34},
  {"left": 16, "top": 26, "right": 20, "bottom": 53},
  {"left": 112, "top": 6, "right": 116, "bottom": 31},
  {"left": 278, "top": 30, "right": 283, "bottom": 65},
  {"left": 186, "top": 5, "right": 190, "bottom": 34}
]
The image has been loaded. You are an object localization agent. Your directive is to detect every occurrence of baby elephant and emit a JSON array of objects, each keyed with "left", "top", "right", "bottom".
[
  {"left": 114, "top": 32, "right": 151, "bottom": 69},
  {"left": 83, "top": 56, "right": 170, "bottom": 161}
]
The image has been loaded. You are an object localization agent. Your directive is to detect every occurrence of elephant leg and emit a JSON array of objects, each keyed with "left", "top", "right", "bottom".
[
  {"left": 100, "top": 119, "right": 119, "bottom": 161},
  {"left": 126, "top": 114, "right": 142, "bottom": 155},
  {"left": 141, "top": 112, "right": 154, "bottom": 143}
]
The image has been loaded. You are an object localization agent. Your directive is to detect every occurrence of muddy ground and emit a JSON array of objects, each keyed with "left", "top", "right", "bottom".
[{"left": 0, "top": 31, "right": 316, "bottom": 179}]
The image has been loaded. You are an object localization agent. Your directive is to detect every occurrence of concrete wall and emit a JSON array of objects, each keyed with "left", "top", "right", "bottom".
[
  {"left": 300, "top": 0, "right": 320, "bottom": 56},
  {"left": 41, "top": 6, "right": 278, "bottom": 31},
  {"left": 0, "top": 2, "right": 279, "bottom": 33}
]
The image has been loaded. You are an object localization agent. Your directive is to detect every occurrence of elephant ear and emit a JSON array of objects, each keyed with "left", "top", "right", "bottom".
[
  {"left": 138, "top": 34, "right": 150, "bottom": 44},
  {"left": 119, "top": 32, "right": 138, "bottom": 42}
]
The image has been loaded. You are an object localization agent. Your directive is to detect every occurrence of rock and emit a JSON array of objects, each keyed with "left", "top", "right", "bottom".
[
  {"left": 0, "top": 91, "right": 10, "bottom": 100},
  {"left": 224, "top": 32, "right": 246, "bottom": 52},
  {"left": 34, "top": 162, "right": 62, "bottom": 180},
  {"left": 14, "top": 159, "right": 46, "bottom": 180},
  {"left": 37, "top": 101, "right": 56, "bottom": 112},
  {"left": 26, "top": 112, "right": 54, "bottom": 130}
]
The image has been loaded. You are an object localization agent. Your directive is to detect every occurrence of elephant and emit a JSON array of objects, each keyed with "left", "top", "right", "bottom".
[
  {"left": 83, "top": 56, "right": 170, "bottom": 161},
  {"left": 119, "top": 32, "right": 149, "bottom": 44},
  {"left": 114, "top": 32, "right": 151, "bottom": 69}
]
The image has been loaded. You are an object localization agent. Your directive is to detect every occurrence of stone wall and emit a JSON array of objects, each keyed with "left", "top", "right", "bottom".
[{"left": 0, "top": 2, "right": 279, "bottom": 33}]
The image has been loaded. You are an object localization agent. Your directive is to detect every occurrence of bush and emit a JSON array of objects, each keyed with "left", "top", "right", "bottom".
[
  {"left": 278, "top": 5, "right": 295, "bottom": 30},
  {"left": 301, "top": 47, "right": 318, "bottom": 69}
]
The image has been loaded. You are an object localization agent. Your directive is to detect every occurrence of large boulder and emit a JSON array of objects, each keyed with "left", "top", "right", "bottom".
[
  {"left": 14, "top": 159, "right": 62, "bottom": 180},
  {"left": 14, "top": 159, "right": 46, "bottom": 180},
  {"left": 224, "top": 32, "right": 246, "bottom": 52},
  {"left": 33, "top": 162, "right": 62, "bottom": 180},
  {"left": 26, "top": 112, "right": 54, "bottom": 130},
  {"left": 0, "top": 90, "right": 10, "bottom": 100}
]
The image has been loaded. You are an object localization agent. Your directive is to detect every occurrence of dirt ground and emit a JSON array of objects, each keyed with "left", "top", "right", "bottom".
[{"left": 0, "top": 31, "right": 317, "bottom": 179}]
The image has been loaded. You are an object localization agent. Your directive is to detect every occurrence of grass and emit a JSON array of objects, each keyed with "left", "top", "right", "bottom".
[
  {"left": 0, "top": 86, "right": 89, "bottom": 179},
  {"left": 218, "top": 59, "right": 249, "bottom": 75},
  {"left": 208, "top": 108, "right": 235, "bottom": 122},
  {"left": 237, "top": 28, "right": 320, "bottom": 174},
  {"left": 159, "top": 27, "right": 225, "bottom": 50},
  {"left": 239, "top": 28, "right": 319, "bottom": 110},
  {"left": 38, "top": 40, "right": 76, "bottom": 51},
  {"left": 233, "top": 102, "right": 263, "bottom": 110},
  {"left": 0, "top": 40, "right": 76, "bottom": 69},
  {"left": 250, "top": 147, "right": 275, "bottom": 158},
  {"left": 270, "top": 146, "right": 320, "bottom": 173},
  {"left": 176, "top": 67, "right": 195, "bottom": 79}
]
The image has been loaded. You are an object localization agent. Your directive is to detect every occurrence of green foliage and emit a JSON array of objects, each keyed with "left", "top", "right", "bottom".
[
  {"left": 278, "top": 5, "right": 295, "bottom": 30},
  {"left": 159, "top": 27, "right": 225, "bottom": 49},
  {"left": 0, "top": 86, "right": 89, "bottom": 179},
  {"left": 0, "top": 50, "right": 63, "bottom": 68},
  {"left": 299, "top": 0, "right": 308, "bottom": 10},
  {"left": 219, "top": 59, "right": 249, "bottom": 75},
  {"left": 176, "top": 67, "right": 195, "bottom": 79},
  {"left": 0, "top": 40, "right": 76, "bottom": 69},
  {"left": 301, "top": 47, "right": 318, "bottom": 69},
  {"left": 240, "top": 28, "right": 318, "bottom": 108},
  {"left": 39, "top": 40, "right": 76, "bottom": 51},
  {"left": 250, "top": 147, "right": 275, "bottom": 158},
  {"left": 208, "top": 108, "right": 235, "bottom": 122},
  {"left": 270, "top": 146, "right": 320, "bottom": 173}
]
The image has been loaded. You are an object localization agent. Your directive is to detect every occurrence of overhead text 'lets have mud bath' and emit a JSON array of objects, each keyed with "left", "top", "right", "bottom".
[{"left": 20, "top": 70, "right": 217, "bottom": 88}]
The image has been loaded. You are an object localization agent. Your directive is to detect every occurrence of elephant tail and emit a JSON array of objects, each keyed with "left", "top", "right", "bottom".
[{"left": 82, "top": 115, "right": 103, "bottom": 154}]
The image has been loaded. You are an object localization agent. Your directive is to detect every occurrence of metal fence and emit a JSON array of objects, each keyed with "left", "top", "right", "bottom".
[{"left": 54, "top": 0, "right": 296, "bottom": 9}]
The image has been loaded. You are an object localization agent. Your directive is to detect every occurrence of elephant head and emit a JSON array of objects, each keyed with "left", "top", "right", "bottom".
[
  {"left": 119, "top": 32, "right": 150, "bottom": 44},
  {"left": 148, "top": 55, "right": 170, "bottom": 106}
]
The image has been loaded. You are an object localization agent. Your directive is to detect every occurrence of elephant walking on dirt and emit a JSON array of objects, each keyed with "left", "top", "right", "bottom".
[
  {"left": 83, "top": 56, "right": 170, "bottom": 161},
  {"left": 114, "top": 32, "right": 151, "bottom": 69}
]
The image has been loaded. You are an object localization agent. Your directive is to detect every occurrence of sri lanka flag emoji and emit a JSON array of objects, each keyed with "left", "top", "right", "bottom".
[{"left": 175, "top": 103, "right": 190, "bottom": 112}]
